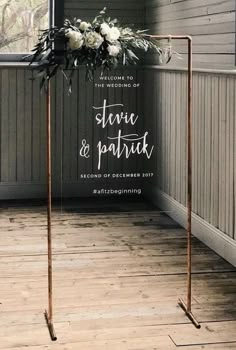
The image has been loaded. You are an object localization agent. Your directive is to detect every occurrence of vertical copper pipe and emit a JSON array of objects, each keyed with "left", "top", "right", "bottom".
[
  {"left": 142, "top": 34, "right": 199, "bottom": 327},
  {"left": 46, "top": 81, "right": 53, "bottom": 321},
  {"left": 187, "top": 37, "right": 193, "bottom": 312}
]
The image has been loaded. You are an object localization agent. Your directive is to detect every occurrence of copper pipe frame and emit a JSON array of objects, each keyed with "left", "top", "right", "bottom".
[
  {"left": 147, "top": 35, "right": 200, "bottom": 329},
  {"left": 44, "top": 35, "right": 199, "bottom": 339},
  {"left": 45, "top": 81, "right": 57, "bottom": 341}
]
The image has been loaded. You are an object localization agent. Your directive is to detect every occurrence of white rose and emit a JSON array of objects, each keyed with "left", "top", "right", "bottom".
[
  {"left": 100, "top": 23, "right": 110, "bottom": 36},
  {"left": 65, "top": 30, "right": 83, "bottom": 49},
  {"left": 107, "top": 44, "right": 120, "bottom": 57},
  {"left": 79, "top": 21, "right": 91, "bottom": 31},
  {"left": 106, "top": 27, "right": 120, "bottom": 42},
  {"left": 85, "top": 32, "right": 104, "bottom": 49}
]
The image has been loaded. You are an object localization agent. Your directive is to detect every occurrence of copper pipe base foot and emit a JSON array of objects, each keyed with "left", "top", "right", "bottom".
[
  {"left": 178, "top": 298, "right": 201, "bottom": 329},
  {"left": 44, "top": 310, "right": 57, "bottom": 341}
]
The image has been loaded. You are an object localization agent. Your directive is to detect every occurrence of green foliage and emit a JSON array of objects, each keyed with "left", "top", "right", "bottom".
[{"left": 28, "top": 8, "right": 173, "bottom": 92}]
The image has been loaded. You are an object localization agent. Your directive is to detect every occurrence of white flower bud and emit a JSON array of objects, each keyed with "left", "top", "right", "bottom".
[
  {"left": 79, "top": 21, "right": 91, "bottom": 31},
  {"left": 106, "top": 27, "right": 120, "bottom": 42},
  {"left": 65, "top": 30, "right": 84, "bottom": 49},
  {"left": 85, "top": 32, "right": 104, "bottom": 49},
  {"left": 107, "top": 44, "right": 120, "bottom": 57},
  {"left": 100, "top": 23, "right": 110, "bottom": 36}
]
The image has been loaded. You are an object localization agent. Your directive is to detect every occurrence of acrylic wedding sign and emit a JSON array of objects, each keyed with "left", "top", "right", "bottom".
[{"left": 78, "top": 70, "right": 154, "bottom": 197}]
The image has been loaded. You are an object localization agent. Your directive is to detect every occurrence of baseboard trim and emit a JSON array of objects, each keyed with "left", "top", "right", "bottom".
[{"left": 144, "top": 184, "right": 236, "bottom": 267}]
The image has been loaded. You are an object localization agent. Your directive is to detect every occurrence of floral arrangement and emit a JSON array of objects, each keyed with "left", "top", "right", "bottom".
[{"left": 28, "top": 8, "right": 172, "bottom": 91}]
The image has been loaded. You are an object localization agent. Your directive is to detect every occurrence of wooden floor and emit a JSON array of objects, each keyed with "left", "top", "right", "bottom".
[{"left": 1, "top": 198, "right": 236, "bottom": 349}]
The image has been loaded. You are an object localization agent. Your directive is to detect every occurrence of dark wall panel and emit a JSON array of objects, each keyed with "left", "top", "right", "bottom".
[
  {"left": 65, "top": 0, "right": 145, "bottom": 27},
  {"left": 0, "top": 67, "right": 145, "bottom": 199}
]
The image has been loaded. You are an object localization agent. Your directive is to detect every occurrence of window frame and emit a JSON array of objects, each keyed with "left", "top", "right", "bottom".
[{"left": 0, "top": 0, "right": 64, "bottom": 62}]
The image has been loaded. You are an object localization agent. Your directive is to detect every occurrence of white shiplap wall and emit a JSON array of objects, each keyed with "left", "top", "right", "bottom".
[
  {"left": 145, "top": 0, "right": 236, "bottom": 69},
  {"left": 143, "top": 0, "right": 236, "bottom": 265},
  {"left": 143, "top": 68, "right": 236, "bottom": 251}
]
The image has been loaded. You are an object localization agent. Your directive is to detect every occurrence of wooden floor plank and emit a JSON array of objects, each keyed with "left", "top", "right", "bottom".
[
  {"left": 181, "top": 343, "right": 236, "bottom": 350},
  {"left": 171, "top": 321, "right": 236, "bottom": 346},
  {"left": 0, "top": 335, "right": 176, "bottom": 350},
  {"left": 0, "top": 199, "right": 236, "bottom": 349}
]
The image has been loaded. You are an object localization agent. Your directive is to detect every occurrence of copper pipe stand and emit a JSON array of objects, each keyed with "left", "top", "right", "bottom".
[
  {"left": 44, "top": 310, "right": 57, "bottom": 341},
  {"left": 178, "top": 298, "right": 201, "bottom": 329}
]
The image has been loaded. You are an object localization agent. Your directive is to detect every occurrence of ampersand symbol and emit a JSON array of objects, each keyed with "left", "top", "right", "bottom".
[{"left": 80, "top": 139, "right": 90, "bottom": 158}]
